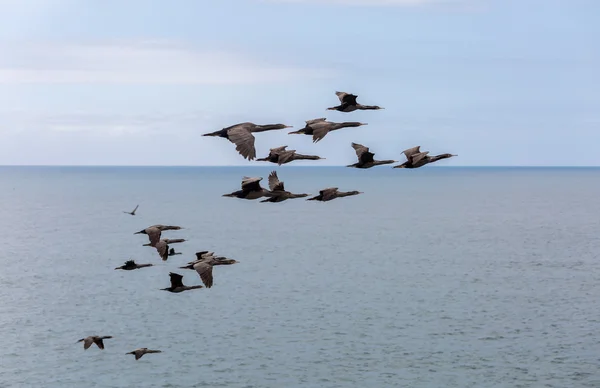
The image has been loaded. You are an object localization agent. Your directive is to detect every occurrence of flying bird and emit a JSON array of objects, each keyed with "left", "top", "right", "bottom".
[
  {"left": 123, "top": 205, "right": 139, "bottom": 216},
  {"left": 222, "top": 176, "right": 275, "bottom": 200},
  {"left": 77, "top": 336, "right": 113, "bottom": 350},
  {"left": 307, "top": 187, "right": 363, "bottom": 202},
  {"left": 114, "top": 259, "right": 153, "bottom": 271},
  {"left": 327, "top": 91, "right": 384, "bottom": 112},
  {"left": 256, "top": 145, "right": 325, "bottom": 165},
  {"left": 347, "top": 143, "right": 396, "bottom": 169},
  {"left": 260, "top": 170, "right": 309, "bottom": 203},
  {"left": 179, "top": 252, "right": 238, "bottom": 288},
  {"left": 152, "top": 239, "right": 186, "bottom": 261},
  {"left": 289, "top": 118, "right": 367, "bottom": 143},
  {"left": 393, "top": 146, "right": 457, "bottom": 169},
  {"left": 134, "top": 225, "right": 183, "bottom": 247},
  {"left": 126, "top": 348, "right": 162, "bottom": 360},
  {"left": 160, "top": 272, "right": 203, "bottom": 293},
  {"left": 202, "top": 122, "right": 292, "bottom": 161}
]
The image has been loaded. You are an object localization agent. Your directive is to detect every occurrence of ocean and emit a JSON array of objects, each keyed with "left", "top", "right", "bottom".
[{"left": 0, "top": 166, "right": 599, "bottom": 387}]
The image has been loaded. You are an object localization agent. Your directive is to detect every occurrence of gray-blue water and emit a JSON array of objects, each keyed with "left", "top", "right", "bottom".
[{"left": 1, "top": 166, "right": 599, "bottom": 387}]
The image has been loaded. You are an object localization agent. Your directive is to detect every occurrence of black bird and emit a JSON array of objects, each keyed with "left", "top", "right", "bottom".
[
  {"left": 160, "top": 272, "right": 203, "bottom": 293},
  {"left": 168, "top": 248, "right": 182, "bottom": 256},
  {"left": 222, "top": 176, "right": 275, "bottom": 200},
  {"left": 260, "top": 170, "right": 309, "bottom": 203},
  {"left": 288, "top": 118, "right": 367, "bottom": 143},
  {"left": 393, "top": 146, "right": 457, "bottom": 169},
  {"left": 346, "top": 142, "right": 396, "bottom": 169},
  {"left": 114, "top": 259, "right": 153, "bottom": 271},
  {"left": 126, "top": 348, "right": 162, "bottom": 360},
  {"left": 256, "top": 145, "right": 325, "bottom": 165},
  {"left": 327, "top": 91, "right": 384, "bottom": 112},
  {"left": 307, "top": 187, "right": 362, "bottom": 202},
  {"left": 179, "top": 252, "right": 238, "bottom": 288},
  {"left": 77, "top": 336, "right": 113, "bottom": 350},
  {"left": 134, "top": 225, "right": 183, "bottom": 247},
  {"left": 123, "top": 205, "right": 139, "bottom": 216},
  {"left": 202, "top": 122, "right": 292, "bottom": 161}
]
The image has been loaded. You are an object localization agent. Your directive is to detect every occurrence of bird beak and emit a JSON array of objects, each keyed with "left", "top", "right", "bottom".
[
  {"left": 452, "top": 154, "right": 458, "bottom": 156},
  {"left": 284, "top": 125, "right": 293, "bottom": 128},
  {"left": 360, "top": 123, "right": 368, "bottom": 126},
  {"left": 326, "top": 107, "right": 335, "bottom": 110},
  {"left": 134, "top": 231, "right": 142, "bottom": 234}
]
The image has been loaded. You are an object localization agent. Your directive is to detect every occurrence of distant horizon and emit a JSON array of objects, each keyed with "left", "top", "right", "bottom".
[{"left": 2, "top": 165, "right": 600, "bottom": 169}]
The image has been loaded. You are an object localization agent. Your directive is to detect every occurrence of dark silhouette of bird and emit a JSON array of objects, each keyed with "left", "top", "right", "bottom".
[
  {"left": 347, "top": 143, "right": 396, "bottom": 168},
  {"left": 126, "top": 348, "right": 162, "bottom": 360},
  {"left": 134, "top": 225, "right": 183, "bottom": 247},
  {"left": 168, "top": 248, "right": 182, "bottom": 256},
  {"left": 160, "top": 272, "right": 203, "bottom": 293},
  {"left": 202, "top": 122, "right": 292, "bottom": 161},
  {"left": 222, "top": 176, "right": 275, "bottom": 200},
  {"left": 260, "top": 170, "right": 309, "bottom": 203},
  {"left": 123, "top": 205, "right": 139, "bottom": 216},
  {"left": 114, "top": 259, "right": 153, "bottom": 271},
  {"left": 327, "top": 91, "right": 384, "bottom": 112},
  {"left": 77, "top": 336, "right": 113, "bottom": 350},
  {"left": 393, "top": 146, "right": 457, "bottom": 169},
  {"left": 307, "top": 187, "right": 363, "bottom": 202},
  {"left": 179, "top": 252, "right": 238, "bottom": 288},
  {"left": 256, "top": 145, "right": 325, "bottom": 165},
  {"left": 288, "top": 118, "right": 367, "bottom": 143}
]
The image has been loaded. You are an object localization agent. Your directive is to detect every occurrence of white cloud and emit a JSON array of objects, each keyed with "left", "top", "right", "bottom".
[{"left": 0, "top": 40, "right": 335, "bottom": 85}]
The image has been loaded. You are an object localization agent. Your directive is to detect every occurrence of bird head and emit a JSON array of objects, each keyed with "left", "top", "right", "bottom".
[
  {"left": 134, "top": 229, "right": 146, "bottom": 235},
  {"left": 288, "top": 129, "right": 306, "bottom": 135}
]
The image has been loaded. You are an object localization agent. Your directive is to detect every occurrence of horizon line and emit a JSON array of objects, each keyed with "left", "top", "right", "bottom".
[{"left": 1, "top": 165, "right": 600, "bottom": 168}]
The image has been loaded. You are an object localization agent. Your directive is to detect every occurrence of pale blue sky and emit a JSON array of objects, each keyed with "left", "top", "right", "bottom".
[{"left": 0, "top": 0, "right": 598, "bottom": 166}]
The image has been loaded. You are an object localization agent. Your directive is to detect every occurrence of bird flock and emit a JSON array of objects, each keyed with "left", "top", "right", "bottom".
[{"left": 78, "top": 90, "right": 457, "bottom": 360}]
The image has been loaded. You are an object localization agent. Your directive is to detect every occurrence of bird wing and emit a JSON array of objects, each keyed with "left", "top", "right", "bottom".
[
  {"left": 193, "top": 261, "right": 214, "bottom": 288},
  {"left": 132, "top": 204, "right": 139, "bottom": 213},
  {"left": 227, "top": 126, "right": 256, "bottom": 160},
  {"left": 169, "top": 272, "right": 184, "bottom": 288},
  {"left": 305, "top": 118, "right": 326, "bottom": 126},
  {"left": 270, "top": 145, "right": 288, "bottom": 153},
  {"left": 146, "top": 227, "right": 161, "bottom": 247},
  {"left": 351, "top": 143, "right": 375, "bottom": 163},
  {"left": 336, "top": 91, "right": 358, "bottom": 105},
  {"left": 83, "top": 337, "right": 93, "bottom": 350},
  {"left": 195, "top": 251, "right": 210, "bottom": 260},
  {"left": 135, "top": 350, "right": 144, "bottom": 360},
  {"left": 311, "top": 122, "right": 330, "bottom": 143},
  {"left": 267, "top": 171, "right": 285, "bottom": 191},
  {"left": 411, "top": 151, "right": 429, "bottom": 164},
  {"left": 402, "top": 146, "right": 421, "bottom": 160},
  {"left": 320, "top": 187, "right": 339, "bottom": 201},
  {"left": 94, "top": 338, "right": 105, "bottom": 349},
  {"left": 276, "top": 150, "right": 296, "bottom": 165},
  {"left": 241, "top": 177, "right": 263, "bottom": 192},
  {"left": 156, "top": 241, "right": 169, "bottom": 261}
]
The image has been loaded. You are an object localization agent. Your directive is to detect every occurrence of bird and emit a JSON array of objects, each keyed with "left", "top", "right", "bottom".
[
  {"left": 126, "top": 348, "right": 162, "bottom": 360},
  {"left": 327, "top": 91, "right": 384, "bottom": 112},
  {"left": 142, "top": 238, "right": 186, "bottom": 247},
  {"left": 222, "top": 176, "right": 275, "bottom": 200},
  {"left": 160, "top": 272, "right": 203, "bottom": 293},
  {"left": 347, "top": 143, "right": 396, "bottom": 169},
  {"left": 77, "top": 335, "right": 113, "bottom": 350},
  {"left": 393, "top": 146, "right": 457, "bottom": 169},
  {"left": 256, "top": 145, "right": 325, "bottom": 165},
  {"left": 307, "top": 187, "right": 363, "bottom": 202},
  {"left": 123, "top": 205, "right": 139, "bottom": 216},
  {"left": 151, "top": 239, "right": 186, "bottom": 261},
  {"left": 179, "top": 252, "right": 238, "bottom": 288},
  {"left": 114, "top": 259, "right": 153, "bottom": 271},
  {"left": 288, "top": 118, "right": 367, "bottom": 143},
  {"left": 134, "top": 225, "right": 183, "bottom": 247},
  {"left": 260, "top": 170, "right": 309, "bottom": 203},
  {"left": 168, "top": 248, "right": 182, "bottom": 256},
  {"left": 202, "top": 122, "right": 292, "bottom": 161}
]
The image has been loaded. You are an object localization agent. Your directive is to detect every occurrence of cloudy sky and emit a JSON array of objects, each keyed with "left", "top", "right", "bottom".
[{"left": 0, "top": 0, "right": 598, "bottom": 166}]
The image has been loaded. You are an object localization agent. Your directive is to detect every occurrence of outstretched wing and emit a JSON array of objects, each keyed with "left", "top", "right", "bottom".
[
  {"left": 146, "top": 227, "right": 161, "bottom": 247},
  {"left": 311, "top": 122, "right": 330, "bottom": 143},
  {"left": 305, "top": 117, "right": 326, "bottom": 126},
  {"left": 411, "top": 151, "right": 430, "bottom": 165},
  {"left": 402, "top": 146, "right": 421, "bottom": 161},
  {"left": 169, "top": 272, "right": 184, "bottom": 288},
  {"left": 335, "top": 91, "right": 358, "bottom": 105},
  {"left": 156, "top": 241, "right": 169, "bottom": 261},
  {"left": 351, "top": 142, "right": 375, "bottom": 164},
  {"left": 131, "top": 204, "right": 139, "bottom": 213},
  {"left": 268, "top": 170, "right": 285, "bottom": 191},
  {"left": 269, "top": 145, "right": 288, "bottom": 153},
  {"left": 320, "top": 187, "right": 339, "bottom": 201},
  {"left": 193, "top": 262, "right": 214, "bottom": 288},
  {"left": 227, "top": 126, "right": 256, "bottom": 160},
  {"left": 241, "top": 177, "right": 263, "bottom": 192},
  {"left": 276, "top": 150, "right": 296, "bottom": 165}
]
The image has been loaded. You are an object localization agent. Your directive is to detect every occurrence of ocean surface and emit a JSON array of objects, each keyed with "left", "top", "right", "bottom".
[{"left": 1, "top": 166, "right": 599, "bottom": 388}]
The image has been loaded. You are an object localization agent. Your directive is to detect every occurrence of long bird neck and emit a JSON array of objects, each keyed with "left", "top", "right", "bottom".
[
  {"left": 430, "top": 153, "right": 454, "bottom": 162},
  {"left": 338, "top": 191, "right": 360, "bottom": 197},
  {"left": 251, "top": 124, "right": 287, "bottom": 133},
  {"left": 290, "top": 193, "right": 309, "bottom": 198},
  {"left": 374, "top": 160, "right": 396, "bottom": 166},
  {"left": 357, "top": 104, "right": 381, "bottom": 110},
  {"left": 332, "top": 122, "right": 364, "bottom": 130},
  {"left": 295, "top": 153, "right": 321, "bottom": 160},
  {"left": 213, "top": 259, "right": 237, "bottom": 266}
]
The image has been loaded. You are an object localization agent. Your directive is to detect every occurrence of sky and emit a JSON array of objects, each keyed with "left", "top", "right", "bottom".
[{"left": 0, "top": 0, "right": 598, "bottom": 166}]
